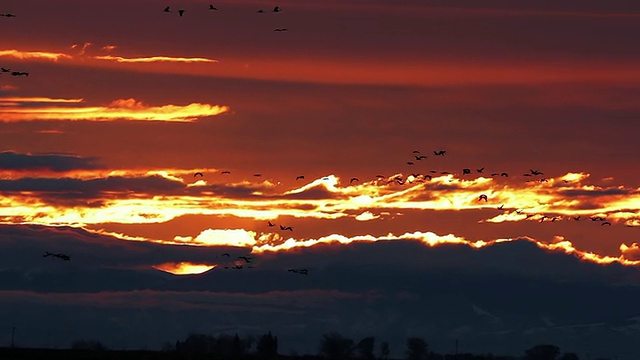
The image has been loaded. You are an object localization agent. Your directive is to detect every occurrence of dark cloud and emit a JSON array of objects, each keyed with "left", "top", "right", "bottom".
[
  {"left": 0, "top": 175, "right": 185, "bottom": 206},
  {"left": 0, "top": 151, "right": 102, "bottom": 172},
  {"left": 0, "top": 225, "right": 640, "bottom": 358},
  {"left": 558, "top": 187, "right": 635, "bottom": 197}
]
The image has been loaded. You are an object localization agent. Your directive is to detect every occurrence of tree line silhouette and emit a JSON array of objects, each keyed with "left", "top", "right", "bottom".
[{"left": 0, "top": 331, "right": 615, "bottom": 360}]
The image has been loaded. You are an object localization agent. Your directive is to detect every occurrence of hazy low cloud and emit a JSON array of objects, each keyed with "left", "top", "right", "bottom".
[{"left": 0, "top": 151, "right": 102, "bottom": 172}]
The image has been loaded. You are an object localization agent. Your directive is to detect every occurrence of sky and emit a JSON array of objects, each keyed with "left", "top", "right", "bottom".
[{"left": 1, "top": 0, "right": 640, "bottom": 358}]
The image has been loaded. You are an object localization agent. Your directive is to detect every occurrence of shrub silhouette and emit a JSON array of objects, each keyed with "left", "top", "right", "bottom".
[
  {"left": 405, "top": 337, "right": 428, "bottom": 360},
  {"left": 319, "top": 332, "right": 354, "bottom": 360}
]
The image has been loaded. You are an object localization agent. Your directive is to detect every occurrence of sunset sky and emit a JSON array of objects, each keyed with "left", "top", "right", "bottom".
[{"left": 1, "top": 0, "right": 640, "bottom": 358}]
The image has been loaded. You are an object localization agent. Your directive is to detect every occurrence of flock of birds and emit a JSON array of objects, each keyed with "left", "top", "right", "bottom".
[
  {"left": 191, "top": 147, "right": 630, "bottom": 232},
  {"left": 162, "top": 4, "right": 288, "bottom": 31},
  {"left": 5, "top": 6, "right": 632, "bottom": 277},
  {"left": 1, "top": 67, "right": 29, "bottom": 76}
]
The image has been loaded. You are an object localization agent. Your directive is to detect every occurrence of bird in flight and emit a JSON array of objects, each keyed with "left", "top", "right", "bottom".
[
  {"left": 530, "top": 169, "right": 544, "bottom": 175},
  {"left": 288, "top": 268, "right": 308, "bottom": 275},
  {"left": 601, "top": 221, "right": 612, "bottom": 226},
  {"left": 220, "top": 253, "right": 230, "bottom": 257},
  {"left": 296, "top": 175, "right": 305, "bottom": 180},
  {"left": 257, "top": 9, "right": 265, "bottom": 13},
  {"left": 221, "top": 171, "right": 230, "bottom": 174},
  {"left": 274, "top": 28, "right": 288, "bottom": 32},
  {"left": 478, "top": 194, "right": 488, "bottom": 202},
  {"left": 433, "top": 150, "right": 446, "bottom": 156},
  {"left": 415, "top": 155, "right": 428, "bottom": 160},
  {"left": 237, "top": 256, "right": 252, "bottom": 263},
  {"left": 476, "top": 167, "right": 484, "bottom": 173},
  {"left": 209, "top": 4, "right": 218, "bottom": 10},
  {"left": 280, "top": 225, "right": 293, "bottom": 231},
  {"left": 497, "top": 204, "right": 504, "bottom": 210},
  {"left": 350, "top": 177, "right": 359, "bottom": 184},
  {"left": 268, "top": 221, "right": 275, "bottom": 227},
  {"left": 43, "top": 252, "right": 71, "bottom": 261},
  {"left": 11, "top": 72, "right": 28, "bottom": 76},
  {"left": 462, "top": 168, "right": 471, "bottom": 175},
  {"left": 163, "top": 6, "right": 171, "bottom": 12},
  {"left": 254, "top": 173, "right": 262, "bottom": 177},
  {"left": 178, "top": 9, "right": 185, "bottom": 16},
  {"left": 193, "top": 172, "right": 203, "bottom": 177},
  {"left": 273, "top": 6, "right": 281, "bottom": 12},
  {"left": 407, "top": 161, "right": 414, "bottom": 165},
  {"left": 1, "top": 13, "right": 16, "bottom": 17},
  {"left": 1, "top": 68, "right": 9, "bottom": 72}
]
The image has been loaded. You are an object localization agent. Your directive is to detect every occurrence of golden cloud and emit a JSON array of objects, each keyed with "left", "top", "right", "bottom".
[
  {"left": 0, "top": 50, "right": 72, "bottom": 61},
  {"left": 94, "top": 55, "right": 218, "bottom": 63},
  {"left": 0, "top": 97, "right": 229, "bottom": 122}
]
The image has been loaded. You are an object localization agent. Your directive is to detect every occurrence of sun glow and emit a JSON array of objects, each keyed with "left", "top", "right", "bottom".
[{"left": 153, "top": 262, "right": 216, "bottom": 275}]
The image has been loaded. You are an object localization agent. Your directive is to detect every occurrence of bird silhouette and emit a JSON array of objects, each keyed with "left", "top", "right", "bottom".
[
  {"left": 350, "top": 177, "right": 359, "bottom": 184},
  {"left": 257, "top": 9, "right": 265, "bottom": 13},
  {"left": 1, "top": 13, "right": 16, "bottom": 17},
  {"left": 1, "top": 68, "right": 9, "bottom": 72},
  {"left": 573, "top": 216, "right": 581, "bottom": 221},
  {"left": 178, "top": 9, "right": 185, "bottom": 16},
  {"left": 296, "top": 175, "right": 304, "bottom": 180},
  {"left": 406, "top": 161, "right": 414, "bottom": 165},
  {"left": 163, "top": 6, "right": 171, "bottom": 12},
  {"left": 433, "top": 150, "right": 446, "bottom": 156},
  {"left": 11, "top": 72, "right": 28, "bottom": 76},
  {"left": 221, "top": 171, "right": 231, "bottom": 174},
  {"left": 476, "top": 167, "right": 484, "bottom": 173},
  {"left": 288, "top": 268, "right": 308, "bottom": 275},
  {"left": 220, "top": 253, "right": 230, "bottom": 257},
  {"left": 601, "top": 221, "right": 612, "bottom": 226},
  {"left": 237, "top": 256, "right": 252, "bottom": 263},
  {"left": 279, "top": 225, "right": 293, "bottom": 231},
  {"left": 273, "top": 6, "right": 281, "bottom": 12},
  {"left": 462, "top": 168, "right": 471, "bottom": 175},
  {"left": 43, "top": 252, "right": 71, "bottom": 261},
  {"left": 415, "top": 155, "right": 428, "bottom": 160},
  {"left": 497, "top": 204, "right": 504, "bottom": 210},
  {"left": 478, "top": 194, "right": 488, "bottom": 202},
  {"left": 254, "top": 173, "right": 262, "bottom": 177},
  {"left": 268, "top": 221, "right": 275, "bottom": 227},
  {"left": 274, "top": 28, "right": 288, "bottom": 32},
  {"left": 209, "top": 4, "right": 218, "bottom": 10},
  {"left": 193, "top": 172, "right": 203, "bottom": 177},
  {"left": 500, "top": 172, "right": 508, "bottom": 177}
]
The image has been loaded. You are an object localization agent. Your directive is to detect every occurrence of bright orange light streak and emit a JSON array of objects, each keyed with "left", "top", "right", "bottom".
[
  {"left": 94, "top": 55, "right": 218, "bottom": 63},
  {"left": 0, "top": 97, "right": 84, "bottom": 104},
  {"left": 0, "top": 50, "right": 72, "bottom": 61},
  {"left": 0, "top": 98, "right": 229, "bottom": 122}
]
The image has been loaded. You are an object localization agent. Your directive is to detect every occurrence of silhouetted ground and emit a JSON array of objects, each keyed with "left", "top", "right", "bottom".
[{"left": 0, "top": 348, "right": 218, "bottom": 360}]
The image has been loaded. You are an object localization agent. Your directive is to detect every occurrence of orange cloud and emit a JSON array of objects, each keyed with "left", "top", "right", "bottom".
[
  {"left": 0, "top": 50, "right": 72, "bottom": 61},
  {"left": 0, "top": 97, "right": 229, "bottom": 122},
  {"left": 94, "top": 55, "right": 218, "bottom": 63}
]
